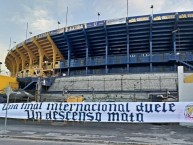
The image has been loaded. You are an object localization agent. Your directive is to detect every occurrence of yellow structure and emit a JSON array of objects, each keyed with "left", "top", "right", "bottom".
[
  {"left": 0, "top": 75, "right": 19, "bottom": 94},
  {"left": 67, "top": 96, "right": 84, "bottom": 102},
  {"left": 5, "top": 33, "right": 64, "bottom": 78},
  {"left": 184, "top": 74, "right": 193, "bottom": 83}
]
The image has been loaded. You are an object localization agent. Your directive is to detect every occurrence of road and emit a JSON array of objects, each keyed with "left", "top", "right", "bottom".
[
  {"left": 0, "top": 138, "right": 107, "bottom": 145},
  {"left": 0, "top": 119, "right": 193, "bottom": 144}
]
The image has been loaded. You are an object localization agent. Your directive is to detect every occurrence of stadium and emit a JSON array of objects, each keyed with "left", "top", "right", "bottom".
[{"left": 3, "top": 11, "right": 193, "bottom": 102}]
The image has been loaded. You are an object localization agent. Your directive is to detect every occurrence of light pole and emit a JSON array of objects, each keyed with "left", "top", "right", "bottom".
[
  {"left": 66, "top": 6, "right": 68, "bottom": 28},
  {"left": 127, "top": 0, "right": 128, "bottom": 17},
  {"left": 97, "top": 12, "right": 100, "bottom": 21},
  {"left": 26, "top": 22, "right": 28, "bottom": 40},
  {"left": 57, "top": 21, "right": 61, "bottom": 29},
  {"left": 172, "top": 28, "right": 180, "bottom": 60},
  {"left": 29, "top": 32, "right": 32, "bottom": 37},
  {"left": 8, "top": 39, "right": 16, "bottom": 52},
  {"left": 150, "top": 5, "right": 153, "bottom": 17},
  {"left": 8, "top": 37, "right": 11, "bottom": 52}
]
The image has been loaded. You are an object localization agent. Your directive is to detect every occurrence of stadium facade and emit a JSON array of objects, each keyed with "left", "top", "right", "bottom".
[{"left": 5, "top": 11, "right": 193, "bottom": 78}]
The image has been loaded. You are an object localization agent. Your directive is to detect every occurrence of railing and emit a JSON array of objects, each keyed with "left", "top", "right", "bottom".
[
  {"left": 70, "top": 58, "right": 86, "bottom": 67},
  {"left": 88, "top": 56, "right": 106, "bottom": 66},
  {"left": 59, "top": 52, "right": 193, "bottom": 68},
  {"left": 88, "top": 69, "right": 106, "bottom": 75},
  {"left": 108, "top": 55, "right": 127, "bottom": 64},
  {"left": 70, "top": 69, "right": 86, "bottom": 76}
]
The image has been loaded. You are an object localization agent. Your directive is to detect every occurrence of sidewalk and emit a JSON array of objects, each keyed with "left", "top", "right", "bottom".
[{"left": 0, "top": 119, "right": 193, "bottom": 145}]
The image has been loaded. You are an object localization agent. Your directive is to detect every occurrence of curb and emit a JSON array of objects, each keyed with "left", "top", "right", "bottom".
[{"left": 0, "top": 135, "right": 145, "bottom": 145}]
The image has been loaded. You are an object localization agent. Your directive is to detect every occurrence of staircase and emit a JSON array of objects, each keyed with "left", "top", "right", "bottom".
[{"left": 178, "top": 60, "right": 193, "bottom": 70}]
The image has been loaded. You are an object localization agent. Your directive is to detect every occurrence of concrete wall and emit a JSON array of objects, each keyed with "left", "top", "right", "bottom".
[
  {"left": 178, "top": 66, "right": 193, "bottom": 127},
  {"left": 49, "top": 73, "right": 177, "bottom": 91},
  {"left": 42, "top": 73, "right": 178, "bottom": 101},
  {"left": 42, "top": 93, "right": 149, "bottom": 102}
]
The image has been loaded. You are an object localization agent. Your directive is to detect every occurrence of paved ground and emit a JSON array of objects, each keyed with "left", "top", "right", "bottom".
[
  {"left": 0, "top": 119, "right": 193, "bottom": 145},
  {"left": 0, "top": 138, "right": 106, "bottom": 145}
]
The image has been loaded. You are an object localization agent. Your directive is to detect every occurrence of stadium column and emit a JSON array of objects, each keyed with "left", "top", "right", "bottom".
[
  {"left": 7, "top": 57, "right": 15, "bottom": 76},
  {"left": 16, "top": 47, "right": 26, "bottom": 70},
  {"left": 149, "top": 15, "right": 153, "bottom": 72},
  {"left": 23, "top": 42, "right": 36, "bottom": 69},
  {"left": 10, "top": 52, "right": 21, "bottom": 76},
  {"left": 173, "top": 32, "right": 177, "bottom": 70},
  {"left": 5, "top": 61, "right": 12, "bottom": 72},
  {"left": 83, "top": 27, "right": 89, "bottom": 75},
  {"left": 104, "top": 22, "right": 109, "bottom": 74},
  {"left": 173, "top": 13, "right": 179, "bottom": 71},
  {"left": 126, "top": 17, "right": 130, "bottom": 72},
  {"left": 64, "top": 32, "right": 71, "bottom": 76},
  {"left": 5, "top": 61, "right": 9, "bottom": 74},
  {"left": 47, "top": 34, "right": 64, "bottom": 68},
  {"left": 6, "top": 58, "right": 14, "bottom": 76},
  {"left": 4, "top": 59, "right": 9, "bottom": 73},
  {"left": 33, "top": 37, "right": 49, "bottom": 69}
]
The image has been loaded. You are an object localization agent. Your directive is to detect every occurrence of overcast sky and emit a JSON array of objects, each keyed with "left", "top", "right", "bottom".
[{"left": 0, "top": 0, "right": 192, "bottom": 73}]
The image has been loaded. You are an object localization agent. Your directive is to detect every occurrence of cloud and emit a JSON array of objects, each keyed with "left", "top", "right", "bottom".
[
  {"left": 24, "top": 6, "right": 57, "bottom": 34},
  {"left": 31, "top": 18, "right": 55, "bottom": 32},
  {"left": 9, "top": 0, "right": 193, "bottom": 35},
  {"left": 89, "top": 0, "right": 193, "bottom": 20},
  {"left": 9, "top": 4, "right": 57, "bottom": 36}
]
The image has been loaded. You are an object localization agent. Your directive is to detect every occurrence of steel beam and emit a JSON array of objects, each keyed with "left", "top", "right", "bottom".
[
  {"left": 104, "top": 23, "right": 108, "bottom": 74},
  {"left": 23, "top": 43, "right": 36, "bottom": 69},
  {"left": 6, "top": 56, "right": 15, "bottom": 76},
  {"left": 126, "top": 17, "right": 130, "bottom": 72},
  {"left": 47, "top": 34, "right": 64, "bottom": 68},
  {"left": 15, "top": 47, "right": 26, "bottom": 70},
  {"left": 64, "top": 32, "right": 71, "bottom": 76},
  {"left": 149, "top": 15, "right": 153, "bottom": 72},
  {"left": 83, "top": 28, "right": 89, "bottom": 75},
  {"left": 10, "top": 52, "right": 20, "bottom": 76},
  {"left": 33, "top": 37, "right": 50, "bottom": 69},
  {"left": 5, "top": 59, "right": 12, "bottom": 75},
  {"left": 173, "top": 13, "right": 179, "bottom": 71}
]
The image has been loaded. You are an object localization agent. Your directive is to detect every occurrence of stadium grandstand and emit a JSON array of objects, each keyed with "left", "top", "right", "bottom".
[
  {"left": 5, "top": 11, "right": 193, "bottom": 77},
  {"left": 4, "top": 11, "right": 193, "bottom": 102}
]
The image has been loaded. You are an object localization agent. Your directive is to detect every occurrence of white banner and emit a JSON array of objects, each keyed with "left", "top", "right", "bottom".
[
  {"left": 0, "top": 102, "right": 193, "bottom": 123},
  {"left": 26, "top": 38, "right": 33, "bottom": 43},
  {"left": 66, "top": 24, "right": 84, "bottom": 32},
  {"left": 106, "top": 18, "right": 126, "bottom": 25},
  {"left": 49, "top": 28, "right": 64, "bottom": 36},
  {"left": 128, "top": 16, "right": 150, "bottom": 23},
  {"left": 37, "top": 32, "right": 47, "bottom": 39},
  {"left": 17, "top": 42, "right": 24, "bottom": 48}
]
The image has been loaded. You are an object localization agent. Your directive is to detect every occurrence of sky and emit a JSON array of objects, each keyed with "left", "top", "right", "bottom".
[{"left": 0, "top": 0, "right": 193, "bottom": 74}]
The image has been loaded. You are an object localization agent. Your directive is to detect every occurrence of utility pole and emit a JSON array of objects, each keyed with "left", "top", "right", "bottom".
[
  {"left": 150, "top": 5, "right": 153, "bottom": 17},
  {"left": 58, "top": 21, "right": 61, "bottom": 29},
  {"left": 98, "top": 12, "right": 100, "bottom": 21}
]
